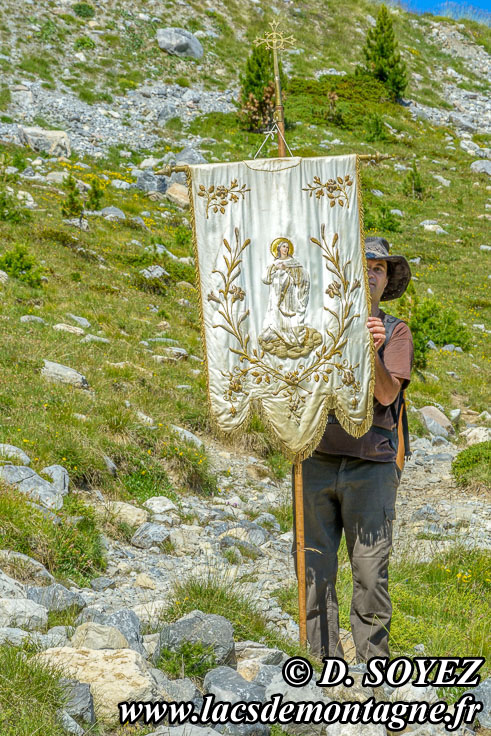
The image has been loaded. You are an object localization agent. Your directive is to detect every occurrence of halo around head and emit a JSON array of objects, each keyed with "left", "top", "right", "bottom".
[{"left": 270, "top": 237, "right": 294, "bottom": 258}]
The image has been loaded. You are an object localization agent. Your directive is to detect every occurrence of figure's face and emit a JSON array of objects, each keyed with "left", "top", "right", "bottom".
[
  {"left": 279, "top": 242, "right": 290, "bottom": 259},
  {"left": 367, "top": 258, "right": 388, "bottom": 303}
]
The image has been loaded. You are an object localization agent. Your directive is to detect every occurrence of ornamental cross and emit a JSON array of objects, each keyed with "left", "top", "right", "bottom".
[{"left": 254, "top": 21, "right": 295, "bottom": 158}]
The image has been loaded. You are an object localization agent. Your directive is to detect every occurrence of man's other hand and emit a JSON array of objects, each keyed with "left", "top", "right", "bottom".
[{"left": 367, "top": 316, "right": 385, "bottom": 351}]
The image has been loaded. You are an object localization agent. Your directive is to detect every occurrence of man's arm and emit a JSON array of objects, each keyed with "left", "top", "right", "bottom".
[{"left": 367, "top": 316, "right": 403, "bottom": 406}]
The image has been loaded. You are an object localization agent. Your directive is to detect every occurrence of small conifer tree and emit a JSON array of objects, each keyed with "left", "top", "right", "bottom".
[
  {"left": 402, "top": 161, "right": 424, "bottom": 199},
  {"left": 61, "top": 174, "right": 83, "bottom": 218},
  {"left": 362, "top": 5, "right": 407, "bottom": 100},
  {"left": 239, "top": 44, "right": 285, "bottom": 131},
  {"left": 86, "top": 178, "right": 104, "bottom": 211}
]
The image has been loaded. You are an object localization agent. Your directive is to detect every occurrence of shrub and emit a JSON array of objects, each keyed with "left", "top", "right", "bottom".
[
  {"left": 452, "top": 442, "right": 491, "bottom": 490},
  {"left": 393, "top": 286, "right": 472, "bottom": 369},
  {"left": 0, "top": 243, "right": 42, "bottom": 287},
  {"left": 74, "top": 36, "right": 96, "bottom": 51},
  {"left": 72, "top": 2, "right": 95, "bottom": 18},
  {"left": 402, "top": 161, "right": 424, "bottom": 199},
  {"left": 157, "top": 641, "right": 216, "bottom": 682},
  {"left": 365, "top": 112, "right": 390, "bottom": 142},
  {"left": 0, "top": 189, "right": 31, "bottom": 224},
  {"left": 361, "top": 4, "right": 407, "bottom": 100},
  {"left": 86, "top": 177, "right": 104, "bottom": 210},
  {"left": 61, "top": 174, "right": 83, "bottom": 218}
]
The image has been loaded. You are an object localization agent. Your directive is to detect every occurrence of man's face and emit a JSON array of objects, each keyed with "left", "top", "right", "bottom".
[{"left": 367, "top": 258, "right": 388, "bottom": 303}]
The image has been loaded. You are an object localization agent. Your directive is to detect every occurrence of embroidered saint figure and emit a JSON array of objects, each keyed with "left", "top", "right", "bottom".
[{"left": 259, "top": 238, "right": 322, "bottom": 359}]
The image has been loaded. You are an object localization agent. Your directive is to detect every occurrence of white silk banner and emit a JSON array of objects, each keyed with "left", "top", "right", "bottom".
[{"left": 187, "top": 155, "right": 374, "bottom": 462}]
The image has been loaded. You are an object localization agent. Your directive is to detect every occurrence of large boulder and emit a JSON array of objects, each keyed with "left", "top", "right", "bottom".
[
  {"left": 264, "top": 672, "right": 331, "bottom": 735},
  {"left": 155, "top": 610, "right": 235, "bottom": 666},
  {"left": 0, "top": 550, "right": 54, "bottom": 585},
  {"left": 0, "top": 465, "right": 63, "bottom": 510},
  {"left": 203, "top": 665, "right": 266, "bottom": 703},
  {"left": 40, "top": 465, "right": 69, "bottom": 495},
  {"left": 0, "top": 571, "right": 26, "bottom": 599},
  {"left": 136, "top": 170, "right": 167, "bottom": 193},
  {"left": 175, "top": 147, "right": 207, "bottom": 166},
  {"left": 18, "top": 126, "right": 71, "bottom": 157},
  {"left": 37, "top": 647, "right": 160, "bottom": 724},
  {"left": 105, "top": 501, "right": 148, "bottom": 527},
  {"left": 75, "top": 607, "right": 145, "bottom": 656},
  {"left": 156, "top": 28, "right": 203, "bottom": 59}
]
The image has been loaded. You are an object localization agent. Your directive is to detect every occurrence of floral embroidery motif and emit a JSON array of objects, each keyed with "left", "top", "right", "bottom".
[
  {"left": 302, "top": 174, "right": 353, "bottom": 208},
  {"left": 208, "top": 226, "right": 362, "bottom": 422},
  {"left": 198, "top": 180, "right": 250, "bottom": 218}
]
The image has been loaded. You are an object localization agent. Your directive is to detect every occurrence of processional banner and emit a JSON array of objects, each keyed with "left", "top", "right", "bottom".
[{"left": 187, "top": 155, "right": 374, "bottom": 462}]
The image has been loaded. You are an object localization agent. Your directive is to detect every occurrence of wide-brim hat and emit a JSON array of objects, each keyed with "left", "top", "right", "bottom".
[{"left": 365, "top": 236, "right": 411, "bottom": 301}]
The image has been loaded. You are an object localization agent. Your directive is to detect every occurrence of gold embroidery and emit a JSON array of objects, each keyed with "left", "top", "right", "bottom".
[
  {"left": 209, "top": 227, "right": 362, "bottom": 423},
  {"left": 197, "top": 179, "right": 250, "bottom": 218},
  {"left": 302, "top": 174, "right": 353, "bottom": 208}
]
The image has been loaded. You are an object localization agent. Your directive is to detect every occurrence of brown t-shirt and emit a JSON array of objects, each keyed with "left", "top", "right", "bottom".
[{"left": 317, "top": 311, "right": 414, "bottom": 462}]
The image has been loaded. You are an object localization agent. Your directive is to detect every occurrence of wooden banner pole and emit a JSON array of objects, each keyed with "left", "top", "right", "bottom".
[{"left": 294, "top": 460, "right": 307, "bottom": 647}]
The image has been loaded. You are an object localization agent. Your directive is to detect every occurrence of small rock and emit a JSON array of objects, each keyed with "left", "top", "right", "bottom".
[
  {"left": 26, "top": 583, "right": 86, "bottom": 613},
  {"left": 131, "top": 522, "right": 170, "bottom": 549},
  {"left": 41, "top": 360, "right": 89, "bottom": 389},
  {"left": 143, "top": 496, "right": 177, "bottom": 514},
  {"left": 155, "top": 610, "right": 235, "bottom": 666},
  {"left": 71, "top": 622, "right": 129, "bottom": 650},
  {"left": 156, "top": 27, "right": 204, "bottom": 59},
  {"left": 66, "top": 313, "right": 91, "bottom": 329},
  {"left": 166, "top": 182, "right": 189, "bottom": 209},
  {"left": 0, "top": 444, "right": 31, "bottom": 465},
  {"left": 20, "top": 314, "right": 46, "bottom": 324},
  {"left": 420, "top": 406, "right": 453, "bottom": 437},
  {"left": 106, "top": 501, "right": 148, "bottom": 527},
  {"left": 171, "top": 425, "right": 203, "bottom": 448},
  {"left": 0, "top": 597, "right": 48, "bottom": 630},
  {"left": 41, "top": 465, "right": 69, "bottom": 494}
]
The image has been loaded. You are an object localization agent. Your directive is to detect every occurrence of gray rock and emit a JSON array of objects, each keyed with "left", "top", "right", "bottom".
[
  {"left": 151, "top": 669, "right": 202, "bottom": 707},
  {"left": 326, "top": 724, "right": 385, "bottom": 736},
  {"left": 0, "top": 443, "right": 31, "bottom": 465},
  {"left": 76, "top": 607, "right": 145, "bottom": 655},
  {"left": 0, "top": 465, "right": 63, "bottom": 510},
  {"left": 155, "top": 610, "right": 235, "bottom": 666},
  {"left": 157, "top": 103, "right": 178, "bottom": 124},
  {"left": 34, "top": 625, "right": 70, "bottom": 648},
  {"left": 41, "top": 465, "right": 69, "bottom": 495},
  {"left": 103, "top": 454, "right": 117, "bottom": 476},
  {"left": 90, "top": 577, "right": 115, "bottom": 592},
  {"left": 66, "top": 314, "right": 91, "bottom": 329},
  {"left": 0, "top": 550, "right": 54, "bottom": 585},
  {"left": 464, "top": 677, "right": 490, "bottom": 728},
  {"left": 111, "top": 179, "right": 132, "bottom": 190},
  {"left": 470, "top": 160, "right": 491, "bottom": 176},
  {"left": 175, "top": 147, "right": 207, "bottom": 166},
  {"left": 171, "top": 425, "right": 203, "bottom": 448},
  {"left": 20, "top": 315, "right": 46, "bottom": 325},
  {"left": 390, "top": 209, "right": 403, "bottom": 217},
  {"left": 82, "top": 334, "right": 110, "bottom": 344},
  {"left": 412, "top": 504, "right": 440, "bottom": 522},
  {"left": 156, "top": 28, "right": 204, "bottom": 59},
  {"left": 0, "top": 626, "right": 31, "bottom": 646},
  {"left": 153, "top": 727, "right": 217, "bottom": 736},
  {"left": 220, "top": 521, "right": 270, "bottom": 547},
  {"left": 60, "top": 678, "right": 96, "bottom": 725},
  {"left": 420, "top": 406, "right": 453, "bottom": 438},
  {"left": 0, "top": 597, "right": 48, "bottom": 630},
  {"left": 253, "top": 664, "right": 283, "bottom": 688},
  {"left": 264, "top": 672, "right": 330, "bottom": 735},
  {"left": 0, "top": 571, "right": 26, "bottom": 599},
  {"left": 0, "top": 270, "right": 9, "bottom": 284},
  {"left": 131, "top": 522, "right": 170, "bottom": 549},
  {"left": 204, "top": 665, "right": 266, "bottom": 703},
  {"left": 140, "top": 264, "right": 169, "bottom": 280},
  {"left": 136, "top": 170, "right": 167, "bottom": 193},
  {"left": 41, "top": 360, "right": 89, "bottom": 389},
  {"left": 26, "top": 583, "right": 86, "bottom": 613},
  {"left": 371, "top": 189, "right": 384, "bottom": 197},
  {"left": 433, "top": 174, "right": 451, "bottom": 187},
  {"left": 18, "top": 126, "right": 71, "bottom": 157},
  {"left": 449, "top": 409, "right": 461, "bottom": 423},
  {"left": 101, "top": 206, "right": 126, "bottom": 221},
  {"left": 426, "top": 340, "right": 438, "bottom": 350},
  {"left": 57, "top": 710, "right": 84, "bottom": 735}
]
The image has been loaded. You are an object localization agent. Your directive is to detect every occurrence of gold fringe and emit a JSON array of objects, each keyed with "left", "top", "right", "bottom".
[{"left": 185, "top": 154, "right": 375, "bottom": 465}]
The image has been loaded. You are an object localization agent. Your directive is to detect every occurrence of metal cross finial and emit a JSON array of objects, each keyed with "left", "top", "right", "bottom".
[
  {"left": 254, "top": 20, "right": 295, "bottom": 52},
  {"left": 254, "top": 21, "right": 295, "bottom": 157}
]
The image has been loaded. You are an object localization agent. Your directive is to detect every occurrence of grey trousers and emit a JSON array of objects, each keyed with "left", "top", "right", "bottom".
[{"left": 292, "top": 452, "right": 400, "bottom": 662}]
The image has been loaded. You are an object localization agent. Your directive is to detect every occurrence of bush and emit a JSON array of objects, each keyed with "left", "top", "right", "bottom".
[
  {"left": 0, "top": 243, "right": 42, "bottom": 287},
  {"left": 392, "top": 286, "right": 472, "bottom": 369},
  {"left": 0, "top": 189, "right": 31, "bottom": 224},
  {"left": 157, "top": 641, "right": 216, "bottom": 682},
  {"left": 61, "top": 174, "right": 83, "bottom": 218},
  {"left": 365, "top": 112, "right": 390, "bottom": 142},
  {"left": 361, "top": 4, "right": 407, "bottom": 100},
  {"left": 72, "top": 2, "right": 95, "bottom": 18},
  {"left": 403, "top": 161, "right": 424, "bottom": 198},
  {"left": 86, "top": 177, "right": 104, "bottom": 210},
  {"left": 74, "top": 36, "right": 96, "bottom": 51},
  {"left": 452, "top": 442, "right": 491, "bottom": 490}
]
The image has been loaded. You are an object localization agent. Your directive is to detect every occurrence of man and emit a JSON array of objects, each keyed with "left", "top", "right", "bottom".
[{"left": 295, "top": 236, "right": 413, "bottom": 663}]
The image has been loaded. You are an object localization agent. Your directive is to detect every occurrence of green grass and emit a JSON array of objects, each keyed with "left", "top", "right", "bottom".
[
  {"left": 0, "top": 482, "right": 106, "bottom": 586},
  {"left": 157, "top": 640, "right": 216, "bottom": 683},
  {"left": 0, "top": 85, "right": 11, "bottom": 111},
  {"left": 452, "top": 442, "right": 491, "bottom": 490},
  {"left": 0, "top": 643, "right": 67, "bottom": 736}
]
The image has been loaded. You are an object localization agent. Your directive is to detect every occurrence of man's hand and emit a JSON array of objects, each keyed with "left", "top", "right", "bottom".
[{"left": 367, "top": 316, "right": 385, "bottom": 351}]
